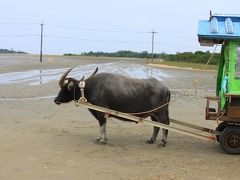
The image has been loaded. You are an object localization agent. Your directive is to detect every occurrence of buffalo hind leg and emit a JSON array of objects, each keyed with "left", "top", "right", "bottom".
[
  {"left": 159, "top": 110, "right": 170, "bottom": 147},
  {"left": 160, "top": 129, "right": 168, "bottom": 147},
  {"left": 147, "top": 112, "right": 169, "bottom": 147},
  {"left": 146, "top": 114, "right": 160, "bottom": 144}
]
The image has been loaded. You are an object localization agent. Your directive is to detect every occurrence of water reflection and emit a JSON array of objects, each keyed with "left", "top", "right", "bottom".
[
  {"left": 0, "top": 62, "right": 172, "bottom": 86},
  {"left": 0, "top": 95, "right": 55, "bottom": 101}
]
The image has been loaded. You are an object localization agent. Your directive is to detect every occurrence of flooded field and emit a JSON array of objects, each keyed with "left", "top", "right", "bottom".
[{"left": 0, "top": 62, "right": 172, "bottom": 86}]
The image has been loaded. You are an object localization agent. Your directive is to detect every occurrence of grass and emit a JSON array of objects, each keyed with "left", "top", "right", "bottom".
[{"left": 153, "top": 61, "right": 218, "bottom": 71}]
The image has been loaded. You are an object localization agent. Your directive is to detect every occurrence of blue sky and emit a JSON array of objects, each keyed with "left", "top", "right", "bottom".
[{"left": 0, "top": 0, "right": 240, "bottom": 55}]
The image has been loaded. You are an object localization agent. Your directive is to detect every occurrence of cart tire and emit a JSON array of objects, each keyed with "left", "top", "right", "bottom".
[
  {"left": 219, "top": 126, "right": 240, "bottom": 154},
  {"left": 216, "top": 122, "right": 226, "bottom": 142}
]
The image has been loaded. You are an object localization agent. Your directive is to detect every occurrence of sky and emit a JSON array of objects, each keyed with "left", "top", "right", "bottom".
[{"left": 0, "top": 0, "right": 240, "bottom": 55}]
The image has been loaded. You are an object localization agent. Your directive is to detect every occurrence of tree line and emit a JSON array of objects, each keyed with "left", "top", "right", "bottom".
[
  {"left": 65, "top": 50, "right": 155, "bottom": 59},
  {"left": 0, "top": 48, "right": 220, "bottom": 65},
  {"left": 0, "top": 49, "right": 27, "bottom": 54},
  {"left": 159, "top": 51, "right": 220, "bottom": 65},
  {"left": 64, "top": 50, "right": 220, "bottom": 65}
]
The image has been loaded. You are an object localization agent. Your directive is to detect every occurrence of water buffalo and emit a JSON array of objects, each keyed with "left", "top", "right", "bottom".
[{"left": 54, "top": 67, "right": 170, "bottom": 147}]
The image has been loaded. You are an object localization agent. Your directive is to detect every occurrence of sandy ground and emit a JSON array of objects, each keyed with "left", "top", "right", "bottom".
[{"left": 0, "top": 54, "right": 239, "bottom": 180}]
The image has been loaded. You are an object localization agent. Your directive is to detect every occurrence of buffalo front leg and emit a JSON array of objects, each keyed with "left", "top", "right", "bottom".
[
  {"left": 97, "top": 122, "right": 108, "bottom": 144},
  {"left": 90, "top": 110, "right": 108, "bottom": 144},
  {"left": 95, "top": 113, "right": 108, "bottom": 144}
]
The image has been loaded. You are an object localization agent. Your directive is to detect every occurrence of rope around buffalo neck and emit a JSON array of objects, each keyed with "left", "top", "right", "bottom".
[
  {"left": 79, "top": 80, "right": 86, "bottom": 99},
  {"left": 75, "top": 80, "right": 87, "bottom": 106}
]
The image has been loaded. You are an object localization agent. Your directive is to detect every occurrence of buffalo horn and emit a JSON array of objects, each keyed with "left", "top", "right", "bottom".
[
  {"left": 80, "top": 76, "right": 85, "bottom": 81},
  {"left": 59, "top": 67, "right": 75, "bottom": 87},
  {"left": 86, "top": 67, "right": 98, "bottom": 80}
]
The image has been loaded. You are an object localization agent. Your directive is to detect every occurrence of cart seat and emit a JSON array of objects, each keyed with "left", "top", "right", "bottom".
[{"left": 205, "top": 96, "right": 221, "bottom": 120}]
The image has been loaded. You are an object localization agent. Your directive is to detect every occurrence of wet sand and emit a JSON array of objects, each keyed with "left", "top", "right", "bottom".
[{"left": 0, "top": 54, "right": 239, "bottom": 180}]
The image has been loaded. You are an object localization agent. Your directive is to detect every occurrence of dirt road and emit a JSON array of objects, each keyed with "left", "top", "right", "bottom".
[{"left": 0, "top": 54, "right": 239, "bottom": 180}]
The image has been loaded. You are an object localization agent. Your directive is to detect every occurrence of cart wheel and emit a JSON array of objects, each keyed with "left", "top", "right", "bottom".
[
  {"left": 219, "top": 126, "right": 240, "bottom": 154},
  {"left": 216, "top": 122, "right": 226, "bottom": 142}
]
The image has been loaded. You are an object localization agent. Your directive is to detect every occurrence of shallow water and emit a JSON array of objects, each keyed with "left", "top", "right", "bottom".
[
  {"left": 0, "top": 95, "right": 55, "bottom": 101},
  {"left": 0, "top": 62, "right": 172, "bottom": 86}
]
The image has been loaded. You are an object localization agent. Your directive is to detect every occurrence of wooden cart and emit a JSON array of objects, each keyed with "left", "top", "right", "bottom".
[{"left": 199, "top": 12, "right": 240, "bottom": 154}]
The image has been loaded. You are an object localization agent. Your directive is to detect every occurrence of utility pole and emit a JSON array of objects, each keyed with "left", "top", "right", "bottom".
[
  {"left": 40, "top": 23, "right": 44, "bottom": 63},
  {"left": 150, "top": 30, "right": 157, "bottom": 63}
]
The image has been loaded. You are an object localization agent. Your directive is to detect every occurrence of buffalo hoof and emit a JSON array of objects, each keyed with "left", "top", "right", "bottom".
[
  {"left": 99, "top": 140, "right": 107, "bottom": 145},
  {"left": 95, "top": 138, "right": 101, "bottom": 144},
  {"left": 158, "top": 140, "right": 167, "bottom": 147},
  {"left": 145, "top": 138, "right": 155, "bottom": 144},
  {"left": 95, "top": 138, "right": 107, "bottom": 145}
]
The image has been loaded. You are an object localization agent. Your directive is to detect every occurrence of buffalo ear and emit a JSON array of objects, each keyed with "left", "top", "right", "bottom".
[{"left": 67, "top": 81, "right": 74, "bottom": 90}]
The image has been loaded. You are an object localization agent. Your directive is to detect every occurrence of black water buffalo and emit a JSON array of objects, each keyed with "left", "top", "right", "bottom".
[{"left": 54, "top": 67, "right": 170, "bottom": 147}]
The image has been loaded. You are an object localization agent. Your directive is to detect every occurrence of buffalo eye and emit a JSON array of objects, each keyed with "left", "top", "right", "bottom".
[{"left": 67, "top": 81, "right": 75, "bottom": 90}]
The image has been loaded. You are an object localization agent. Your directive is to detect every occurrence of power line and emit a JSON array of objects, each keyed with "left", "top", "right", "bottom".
[
  {"left": 0, "top": 33, "right": 150, "bottom": 43},
  {"left": 44, "top": 34, "right": 200, "bottom": 49},
  {"left": 45, "top": 24, "right": 195, "bottom": 40},
  {"left": 45, "top": 24, "right": 195, "bottom": 39},
  {"left": 157, "top": 32, "right": 195, "bottom": 40},
  {"left": 0, "top": 22, "right": 39, "bottom": 26},
  {"left": 44, "top": 35, "right": 199, "bottom": 48},
  {"left": 45, "top": 23, "right": 148, "bottom": 34},
  {"left": 0, "top": 22, "right": 213, "bottom": 55},
  {"left": 0, "top": 33, "right": 199, "bottom": 49},
  {"left": 0, "top": 34, "right": 39, "bottom": 37},
  {"left": 44, "top": 35, "right": 151, "bottom": 44},
  {"left": 0, "top": 22, "right": 195, "bottom": 40}
]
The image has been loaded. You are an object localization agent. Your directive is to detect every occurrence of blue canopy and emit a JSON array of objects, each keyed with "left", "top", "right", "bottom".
[{"left": 198, "top": 13, "right": 240, "bottom": 46}]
